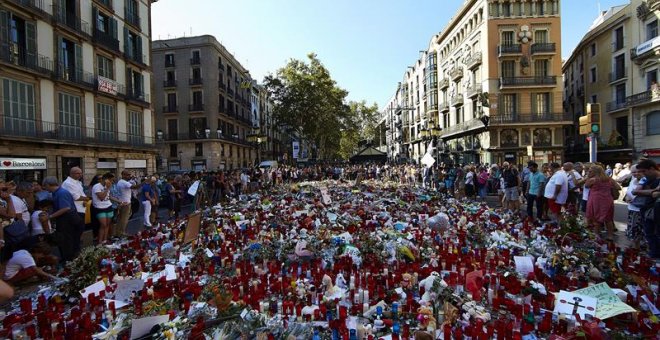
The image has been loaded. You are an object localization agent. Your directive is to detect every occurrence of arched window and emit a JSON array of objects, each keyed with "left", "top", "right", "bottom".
[{"left": 648, "top": 111, "right": 660, "bottom": 135}]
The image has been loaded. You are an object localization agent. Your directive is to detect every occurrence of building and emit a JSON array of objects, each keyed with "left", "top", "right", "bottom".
[
  {"left": 563, "top": 0, "right": 660, "bottom": 164},
  {"left": 0, "top": 0, "right": 158, "bottom": 184},
  {"left": 386, "top": 0, "right": 568, "bottom": 166},
  {"left": 152, "top": 35, "right": 258, "bottom": 171}
]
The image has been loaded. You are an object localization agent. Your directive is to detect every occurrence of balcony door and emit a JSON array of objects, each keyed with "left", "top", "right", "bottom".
[
  {"left": 58, "top": 92, "right": 81, "bottom": 140},
  {"left": 167, "top": 119, "right": 177, "bottom": 140},
  {"left": 2, "top": 78, "right": 35, "bottom": 136}
]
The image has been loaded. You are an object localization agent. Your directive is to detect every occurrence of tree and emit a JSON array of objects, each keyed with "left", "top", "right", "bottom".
[
  {"left": 264, "top": 54, "right": 350, "bottom": 160},
  {"left": 337, "top": 100, "right": 380, "bottom": 160}
]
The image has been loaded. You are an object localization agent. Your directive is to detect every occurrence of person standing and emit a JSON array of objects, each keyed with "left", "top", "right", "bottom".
[
  {"left": 465, "top": 166, "right": 475, "bottom": 198},
  {"left": 61, "top": 167, "right": 89, "bottom": 222},
  {"left": 632, "top": 160, "right": 660, "bottom": 259},
  {"left": 477, "top": 167, "right": 489, "bottom": 199},
  {"left": 585, "top": 165, "right": 620, "bottom": 240},
  {"left": 543, "top": 162, "right": 568, "bottom": 222},
  {"left": 502, "top": 162, "right": 521, "bottom": 212},
  {"left": 92, "top": 173, "right": 115, "bottom": 244},
  {"left": 114, "top": 171, "right": 135, "bottom": 237},
  {"left": 43, "top": 176, "right": 83, "bottom": 262},
  {"left": 10, "top": 182, "right": 32, "bottom": 227},
  {"left": 140, "top": 177, "right": 156, "bottom": 228},
  {"left": 526, "top": 162, "right": 545, "bottom": 221},
  {"left": 624, "top": 165, "right": 644, "bottom": 250}
]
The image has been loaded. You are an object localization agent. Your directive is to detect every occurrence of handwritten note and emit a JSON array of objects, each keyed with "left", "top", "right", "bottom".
[
  {"left": 514, "top": 256, "right": 535, "bottom": 276},
  {"left": 554, "top": 290, "right": 598, "bottom": 319},
  {"left": 573, "top": 282, "right": 637, "bottom": 319}
]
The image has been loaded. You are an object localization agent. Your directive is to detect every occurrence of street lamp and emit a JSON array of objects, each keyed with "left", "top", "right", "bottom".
[{"left": 204, "top": 128, "right": 211, "bottom": 138}]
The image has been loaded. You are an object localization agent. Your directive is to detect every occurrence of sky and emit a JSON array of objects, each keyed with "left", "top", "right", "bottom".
[{"left": 152, "top": 0, "right": 625, "bottom": 109}]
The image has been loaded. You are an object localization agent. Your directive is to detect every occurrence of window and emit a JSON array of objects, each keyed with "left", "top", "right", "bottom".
[
  {"left": 192, "top": 67, "right": 201, "bottom": 81},
  {"left": 501, "top": 31, "right": 515, "bottom": 45},
  {"left": 590, "top": 67, "right": 597, "bottom": 83},
  {"left": 169, "top": 144, "right": 177, "bottom": 158},
  {"left": 534, "top": 30, "right": 548, "bottom": 43},
  {"left": 124, "top": 0, "right": 139, "bottom": 28},
  {"left": 647, "top": 69, "right": 658, "bottom": 89},
  {"left": 191, "top": 50, "right": 200, "bottom": 63},
  {"left": 165, "top": 53, "right": 174, "bottom": 67},
  {"left": 123, "top": 28, "right": 142, "bottom": 63},
  {"left": 648, "top": 111, "right": 660, "bottom": 135},
  {"left": 501, "top": 60, "right": 515, "bottom": 77},
  {"left": 591, "top": 95, "right": 598, "bottom": 104},
  {"left": 219, "top": 95, "right": 225, "bottom": 112},
  {"left": 167, "top": 119, "right": 177, "bottom": 140},
  {"left": 455, "top": 106, "right": 463, "bottom": 125},
  {"left": 166, "top": 70, "right": 175, "bottom": 83},
  {"left": 590, "top": 43, "right": 596, "bottom": 57},
  {"left": 615, "top": 84, "right": 626, "bottom": 104},
  {"left": 166, "top": 93, "right": 177, "bottom": 111},
  {"left": 126, "top": 68, "right": 144, "bottom": 98},
  {"left": 613, "top": 54, "right": 625, "bottom": 80},
  {"left": 192, "top": 91, "right": 203, "bottom": 108},
  {"left": 96, "top": 102, "right": 115, "bottom": 141},
  {"left": 189, "top": 117, "right": 207, "bottom": 139},
  {"left": 503, "top": 1, "right": 512, "bottom": 16},
  {"left": 195, "top": 143, "right": 203, "bottom": 157},
  {"left": 1, "top": 11, "right": 37, "bottom": 67},
  {"left": 2, "top": 78, "right": 35, "bottom": 135},
  {"left": 93, "top": 7, "right": 116, "bottom": 38},
  {"left": 127, "top": 110, "right": 143, "bottom": 143},
  {"left": 534, "top": 59, "right": 549, "bottom": 77},
  {"left": 58, "top": 92, "right": 81, "bottom": 139},
  {"left": 613, "top": 27, "right": 624, "bottom": 51},
  {"left": 538, "top": 1, "right": 545, "bottom": 15},
  {"left": 500, "top": 94, "right": 517, "bottom": 116},
  {"left": 59, "top": 37, "right": 82, "bottom": 82},
  {"left": 647, "top": 20, "right": 659, "bottom": 41},
  {"left": 533, "top": 93, "right": 550, "bottom": 115},
  {"left": 97, "top": 55, "right": 114, "bottom": 79}
]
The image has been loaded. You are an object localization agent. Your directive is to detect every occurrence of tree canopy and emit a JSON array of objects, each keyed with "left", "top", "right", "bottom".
[{"left": 263, "top": 53, "right": 378, "bottom": 160}]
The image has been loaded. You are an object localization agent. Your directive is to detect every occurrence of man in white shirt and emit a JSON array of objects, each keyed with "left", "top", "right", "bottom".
[
  {"left": 544, "top": 162, "right": 568, "bottom": 222},
  {"left": 114, "top": 170, "right": 135, "bottom": 237},
  {"left": 11, "top": 182, "right": 32, "bottom": 226},
  {"left": 61, "top": 167, "right": 89, "bottom": 220}
]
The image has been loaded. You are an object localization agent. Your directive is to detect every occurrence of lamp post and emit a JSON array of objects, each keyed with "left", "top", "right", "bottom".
[
  {"left": 178, "top": 151, "right": 183, "bottom": 170},
  {"left": 205, "top": 128, "right": 211, "bottom": 139}
]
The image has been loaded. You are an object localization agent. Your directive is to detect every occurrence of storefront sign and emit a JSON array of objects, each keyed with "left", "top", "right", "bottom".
[
  {"left": 642, "top": 149, "right": 660, "bottom": 157},
  {"left": 97, "top": 161, "right": 117, "bottom": 169},
  {"left": 125, "top": 159, "right": 147, "bottom": 169},
  {"left": 97, "top": 76, "right": 119, "bottom": 95},
  {"left": 0, "top": 157, "right": 47, "bottom": 170},
  {"left": 636, "top": 36, "right": 660, "bottom": 56},
  {"left": 504, "top": 153, "right": 515, "bottom": 160}
]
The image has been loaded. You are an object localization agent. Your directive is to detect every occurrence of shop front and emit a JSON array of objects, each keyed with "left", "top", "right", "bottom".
[
  {"left": 191, "top": 160, "right": 207, "bottom": 172},
  {"left": 0, "top": 157, "right": 47, "bottom": 183},
  {"left": 125, "top": 159, "right": 147, "bottom": 178},
  {"left": 641, "top": 148, "right": 660, "bottom": 163},
  {"left": 96, "top": 159, "right": 118, "bottom": 176}
]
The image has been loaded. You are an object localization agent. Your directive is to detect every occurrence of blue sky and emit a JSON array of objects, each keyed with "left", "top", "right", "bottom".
[{"left": 152, "top": 0, "right": 624, "bottom": 109}]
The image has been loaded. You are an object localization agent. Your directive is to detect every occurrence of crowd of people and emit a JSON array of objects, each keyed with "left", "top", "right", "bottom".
[{"left": 0, "top": 158, "right": 658, "bottom": 303}]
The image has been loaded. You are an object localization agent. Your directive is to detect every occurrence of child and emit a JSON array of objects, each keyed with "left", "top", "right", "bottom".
[
  {"left": 30, "top": 199, "right": 53, "bottom": 237},
  {"left": 3, "top": 243, "right": 57, "bottom": 285}
]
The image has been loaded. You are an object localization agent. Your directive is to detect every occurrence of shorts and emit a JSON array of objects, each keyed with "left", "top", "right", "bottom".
[
  {"left": 96, "top": 207, "right": 114, "bottom": 219},
  {"left": 504, "top": 187, "right": 519, "bottom": 201},
  {"left": 547, "top": 198, "right": 563, "bottom": 214}
]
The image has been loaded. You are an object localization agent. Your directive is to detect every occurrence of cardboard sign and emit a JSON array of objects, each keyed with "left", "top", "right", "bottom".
[
  {"left": 554, "top": 290, "right": 598, "bottom": 319},
  {"left": 183, "top": 212, "right": 202, "bottom": 244}
]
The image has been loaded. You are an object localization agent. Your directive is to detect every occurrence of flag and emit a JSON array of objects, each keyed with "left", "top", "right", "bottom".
[{"left": 240, "top": 80, "right": 252, "bottom": 89}]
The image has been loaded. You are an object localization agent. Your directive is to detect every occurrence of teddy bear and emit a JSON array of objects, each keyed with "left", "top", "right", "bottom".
[{"left": 416, "top": 306, "right": 437, "bottom": 333}]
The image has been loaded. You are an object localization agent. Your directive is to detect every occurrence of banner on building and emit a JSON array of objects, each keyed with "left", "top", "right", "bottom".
[{"left": 292, "top": 141, "right": 300, "bottom": 159}]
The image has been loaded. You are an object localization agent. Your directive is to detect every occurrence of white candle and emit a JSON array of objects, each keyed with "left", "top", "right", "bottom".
[
  {"left": 364, "top": 290, "right": 369, "bottom": 304},
  {"left": 357, "top": 288, "right": 364, "bottom": 304},
  {"left": 384, "top": 269, "right": 388, "bottom": 276},
  {"left": 349, "top": 275, "right": 356, "bottom": 290},
  {"left": 363, "top": 302, "right": 369, "bottom": 315}
]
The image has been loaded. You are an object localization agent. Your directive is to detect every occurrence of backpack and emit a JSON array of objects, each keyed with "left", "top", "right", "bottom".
[
  {"left": 4, "top": 219, "right": 29, "bottom": 245},
  {"left": 503, "top": 169, "right": 519, "bottom": 188}
]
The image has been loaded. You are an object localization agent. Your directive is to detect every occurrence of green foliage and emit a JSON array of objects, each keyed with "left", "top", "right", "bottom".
[
  {"left": 62, "top": 245, "right": 111, "bottom": 297},
  {"left": 263, "top": 53, "right": 378, "bottom": 160}
]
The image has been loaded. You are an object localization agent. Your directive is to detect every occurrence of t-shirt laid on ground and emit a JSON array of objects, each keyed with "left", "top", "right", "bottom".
[
  {"left": 544, "top": 171, "right": 569, "bottom": 204},
  {"left": 4, "top": 249, "right": 36, "bottom": 280}
]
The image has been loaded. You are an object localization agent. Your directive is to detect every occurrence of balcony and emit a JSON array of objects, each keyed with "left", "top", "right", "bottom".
[
  {"left": 464, "top": 52, "right": 482, "bottom": 69},
  {"left": 449, "top": 67, "right": 463, "bottom": 81},
  {"left": 577, "top": 86, "right": 585, "bottom": 98},
  {"left": 52, "top": 5, "right": 91, "bottom": 37},
  {"left": 9, "top": 0, "right": 51, "bottom": 19},
  {"left": 189, "top": 77, "right": 203, "bottom": 86},
  {"left": 0, "top": 116, "right": 154, "bottom": 147},
  {"left": 443, "top": 118, "right": 485, "bottom": 138},
  {"left": 427, "top": 104, "right": 439, "bottom": 113},
  {"left": 124, "top": 88, "right": 150, "bottom": 104},
  {"left": 162, "top": 79, "right": 176, "bottom": 88},
  {"left": 440, "top": 102, "right": 450, "bottom": 113},
  {"left": 190, "top": 57, "right": 201, "bottom": 65},
  {"left": 163, "top": 132, "right": 253, "bottom": 146},
  {"left": 626, "top": 90, "right": 656, "bottom": 107},
  {"left": 165, "top": 59, "right": 175, "bottom": 68},
  {"left": 631, "top": 36, "right": 660, "bottom": 63},
  {"left": 608, "top": 68, "right": 628, "bottom": 84},
  {"left": 0, "top": 48, "right": 54, "bottom": 76},
  {"left": 189, "top": 104, "right": 204, "bottom": 112},
  {"left": 439, "top": 78, "right": 450, "bottom": 90},
  {"left": 531, "top": 43, "right": 556, "bottom": 54},
  {"left": 498, "top": 44, "right": 522, "bottom": 56},
  {"left": 466, "top": 84, "right": 482, "bottom": 99},
  {"left": 162, "top": 105, "right": 178, "bottom": 113},
  {"left": 500, "top": 76, "right": 557, "bottom": 88},
  {"left": 219, "top": 82, "right": 227, "bottom": 91},
  {"left": 489, "top": 112, "right": 572, "bottom": 125},
  {"left": 93, "top": 29, "right": 120, "bottom": 53},
  {"left": 227, "top": 88, "right": 234, "bottom": 97},
  {"left": 124, "top": 10, "right": 140, "bottom": 30},
  {"left": 450, "top": 94, "right": 464, "bottom": 107},
  {"left": 55, "top": 64, "right": 95, "bottom": 88},
  {"left": 606, "top": 100, "right": 627, "bottom": 113}
]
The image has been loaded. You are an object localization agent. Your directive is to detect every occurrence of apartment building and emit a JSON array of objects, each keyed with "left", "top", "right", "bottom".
[
  {"left": 0, "top": 0, "right": 157, "bottom": 183},
  {"left": 152, "top": 35, "right": 258, "bottom": 171},
  {"left": 386, "top": 0, "right": 568, "bottom": 165},
  {"left": 563, "top": 0, "right": 660, "bottom": 164}
]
